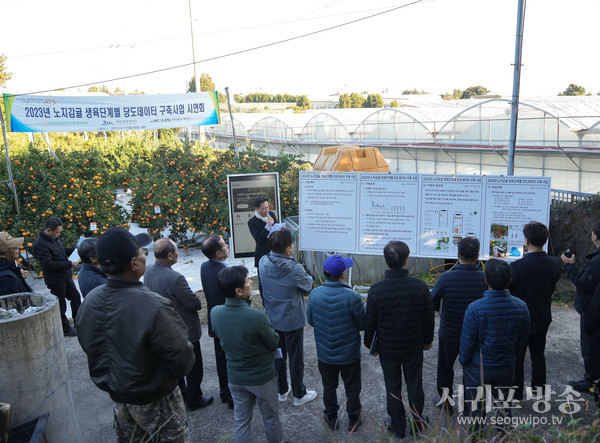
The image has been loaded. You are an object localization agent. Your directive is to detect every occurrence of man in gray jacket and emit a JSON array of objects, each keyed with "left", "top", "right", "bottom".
[
  {"left": 145, "top": 238, "right": 213, "bottom": 411},
  {"left": 259, "top": 229, "right": 316, "bottom": 407},
  {"left": 77, "top": 227, "right": 195, "bottom": 442}
]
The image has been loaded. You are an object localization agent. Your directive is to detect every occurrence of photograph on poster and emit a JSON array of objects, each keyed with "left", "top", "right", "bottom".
[{"left": 227, "top": 173, "right": 280, "bottom": 259}]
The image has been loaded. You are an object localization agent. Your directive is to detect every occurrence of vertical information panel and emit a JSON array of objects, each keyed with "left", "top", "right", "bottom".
[
  {"left": 482, "top": 176, "right": 552, "bottom": 259},
  {"left": 227, "top": 173, "right": 280, "bottom": 259},
  {"left": 417, "top": 175, "right": 484, "bottom": 257},
  {"left": 299, "top": 172, "right": 358, "bottom": 253},
  {"left": 358, "top": 174, "right": 419, "bottom": 253}
]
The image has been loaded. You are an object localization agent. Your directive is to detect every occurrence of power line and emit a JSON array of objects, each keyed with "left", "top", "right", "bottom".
[
  {"left": 18, "top": 0, "right": 424, "bottom": 97},
  {"left": 7, "top": 4, "right": 411, "bottom": 60}
]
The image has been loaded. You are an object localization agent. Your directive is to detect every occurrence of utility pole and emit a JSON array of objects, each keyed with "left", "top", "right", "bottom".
[
  {"left": 0, "top": 106, "right": 20, "bottom": 214},
  {"left": 188, "top": 0, "right": 200, "bottom": 93},
  {"left": 507, "top": 0, "right": 526, "bottom": 176},
  {"left": 225, "top": 87, "right": 240, "bottom": 168}
]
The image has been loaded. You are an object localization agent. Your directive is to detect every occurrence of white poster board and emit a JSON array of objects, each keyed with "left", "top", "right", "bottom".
[
  {"left": 299, "top": 172, "right": 358, "bottom": 253},
  {"left": 358, "top": 174, "right": 419, "bottom": 253},
  {"left": 298, "top": 171, "right": 551, "bottom": 259}
]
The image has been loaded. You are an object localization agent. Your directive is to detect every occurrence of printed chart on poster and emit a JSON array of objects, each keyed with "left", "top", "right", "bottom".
[
  {"left": 358, "top": 174, "right": 419, "bottom": 253},
  {"left": 227, "top": 173, "right": 280, "bottom": 259},
  {"left": 482, "top": 176, "right": 552, "bottom": 260},
  {"left": 418, "top": 175, "right": 484, "bottom": 257},
  {"left": 298, "top": 171, "right": 551, "bottom": 259},
  {"left": 299, "top": 172, "right": 358, "bottom": 253}
]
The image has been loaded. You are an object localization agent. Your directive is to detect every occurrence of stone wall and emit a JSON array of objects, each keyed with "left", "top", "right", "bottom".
[{"left": 549, "top": 197, "right": 600, "bottom": 301}]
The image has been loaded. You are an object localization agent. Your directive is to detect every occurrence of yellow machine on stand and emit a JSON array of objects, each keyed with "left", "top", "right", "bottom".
[{"left": 312, "top": 145, "right": 390, "bottom": 172}]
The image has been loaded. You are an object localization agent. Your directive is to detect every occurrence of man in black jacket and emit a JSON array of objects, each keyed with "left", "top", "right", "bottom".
[
  {"left": 509, "top": 221, "right": 562, "bottom": 400},
  {"left": 431, "top": 237, "right": 486, "bottom": 413},
  {"left": 200, "top": 234, "right": 233, "bottom": 408},
  {"left": 562, "top": 219, "right": 600, "bottom": 394},
  {"left": 247, "top": 197, "right": 278, "bottom": 298},
  {"left": 33, "top": 217, "right": 80, "bottom": 336},
  {"left": 364, "top": 241, "right": 434, "bottom": 439},
  {"left": 0, "top": 231, "right": 33, "bottom": 295},
  {"left": 77, "top": 227, "right": 195, "bottom": 442}
]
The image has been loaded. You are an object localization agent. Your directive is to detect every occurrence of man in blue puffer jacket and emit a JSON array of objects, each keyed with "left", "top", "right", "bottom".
[
  {"left": 307, "top": 255, "right": 366, "bottom": 432},
  {"left": 460, "top": 258, "right": 530, "bottom": 435}
]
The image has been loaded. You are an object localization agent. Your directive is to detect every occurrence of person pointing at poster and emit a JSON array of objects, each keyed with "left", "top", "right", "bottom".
[{"left": 248, "top": 197, "right": 279, "bottom": 298}]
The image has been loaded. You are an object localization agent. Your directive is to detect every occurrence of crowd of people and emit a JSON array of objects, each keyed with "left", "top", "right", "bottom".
[{"left": 1, "top": 212, "right": 600, "bottom": 442}]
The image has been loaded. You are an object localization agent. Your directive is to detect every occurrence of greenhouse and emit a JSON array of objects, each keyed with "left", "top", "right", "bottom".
[{"left": 205, "top": 97, "right": 600, "bottom": 194}]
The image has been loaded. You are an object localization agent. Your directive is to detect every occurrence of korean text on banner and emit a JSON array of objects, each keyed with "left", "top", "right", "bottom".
[{"left": 2, "top": 92, "right": 220, "bottom": 133}]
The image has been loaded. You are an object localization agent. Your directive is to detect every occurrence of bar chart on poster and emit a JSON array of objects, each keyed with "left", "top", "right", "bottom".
[{"left": 299, "top": 172, "right": 551, "bottom": 259}]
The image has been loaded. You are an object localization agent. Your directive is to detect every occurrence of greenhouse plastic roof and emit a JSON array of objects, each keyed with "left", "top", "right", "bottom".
[{"left": 213, "top": 96, "right": 600, "bottom": 139}]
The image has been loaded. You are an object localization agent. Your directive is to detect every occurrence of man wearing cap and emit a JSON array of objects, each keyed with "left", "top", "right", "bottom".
[
  {"left": 33, "top": 217, "right": 81, "bottom": 336},
  {"left": 77, "top": 238, "right": 107, "bottom": 298},
  {"left": 0, "top": 232, "right": 33, "bottom": 295},
  {"left": 77, "top": 227, "right": 195, "bottom": 442},
  {"left": 145, "top": 238, "right": 213, "bottom": 411},
  {"left": 306, "top": 255, "right": 365, "bottom": 432}
]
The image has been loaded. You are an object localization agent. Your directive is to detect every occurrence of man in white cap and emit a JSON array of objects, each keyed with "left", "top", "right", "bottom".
[
  {"left": 306, "top": 255, "right": 365, "bottom": 432},
  {"left": 0, "top": 231, "right": 33, "bottom": 295}
]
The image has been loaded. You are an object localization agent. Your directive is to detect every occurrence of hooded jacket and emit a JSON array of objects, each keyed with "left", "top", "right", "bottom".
[{"left": 258, "top": 252, "right": 313, "bottom": 331}]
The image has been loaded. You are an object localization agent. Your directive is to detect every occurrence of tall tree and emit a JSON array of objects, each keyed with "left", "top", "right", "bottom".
[
  {"left": 350, "top": 92, "right": 366, "bottom": 108},
  {"left": 338, "top": 93, "right": 352, "bottom": 108},
  {"left": 0, "top": 54, "right": 12, "bottom": 87},
  {"left": 295, "top": 95, "right": 311, "bottom": 109},
  {"left": 558, "top": 84, "right": 586, "bottom": 96},
  {"left": 363, "top": 93, "right": 384, "bottom": 108}
]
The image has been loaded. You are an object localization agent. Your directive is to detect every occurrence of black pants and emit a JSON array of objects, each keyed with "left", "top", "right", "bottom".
[
  {"left": 463, "top": 363, "right": 514, "bottom": 438},
  {"left": 580, "top": 315, "right": 593, "bottom": 384},
  {"left": 379, "top": 351, "right": 425, "bottom": 436},
  {"left": 179, "top": 341, "right": 204, "bottom": 407},
  {"left": 437, "top": 336, "right": 460, "bottom": 399},
  {"left": 318, "top": 359, "right": 361, "bottom": 420},
  {"left": 514, "top": 326, "right": 549, "bottom": 399},
  {"left": 48, "top": 279, "right": 81, "bottom": 332},
  {"left": 213, "top": 337, "right": 230, "bottom": 400},
  {"left": 275, "top": 328, "right": 306, "bottom": 399}
]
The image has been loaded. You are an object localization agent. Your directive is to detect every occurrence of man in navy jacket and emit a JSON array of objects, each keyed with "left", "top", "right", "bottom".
[
  {"left": 460, "top": 259, "right": 530, "bottom": 436},
  {"left": 509, "top": 222, "right": 561, "bottom": 399},
  {"left": 200, "top": 234, "right": 233, "bottom": 408},
  {"left": 307, "top": 255, "right": 365, "bottom": 432},
  {"left": 432, "top": 237, "right": 486, "bottom": 413}
]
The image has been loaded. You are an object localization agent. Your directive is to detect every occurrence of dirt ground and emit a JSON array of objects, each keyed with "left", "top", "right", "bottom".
[{"left": 63, "top": 298, "right": 598, "bottom": 443}]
